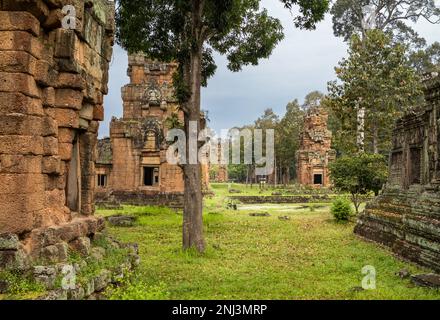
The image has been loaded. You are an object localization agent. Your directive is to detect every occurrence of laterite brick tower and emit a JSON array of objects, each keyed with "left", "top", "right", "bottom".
[
  {"left": 95, "top": 54, "right": 210, "bottom": 208},
  {"left": 296, "top": 106, "right": 336, "bottom": 187},
  {"left": 0, "top": 0, "right": 115, "bottom": 268}
]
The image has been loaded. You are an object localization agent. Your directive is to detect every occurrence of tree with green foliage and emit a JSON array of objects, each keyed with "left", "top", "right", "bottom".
[
  {"left": 254, "top": 108, "right": 279, "bottom": 184},
  {"left": 116, "top": 0, "right": 329, "bottom": 252},
  {"left": 331, "top": 196, "right": 354, "bottom": 222},
  {"left": 329, "top": 153, "right": 388, "bottom": 214},
  {"left": 330, "top": 0, "right": 440, "bottom": 73},
  {"left": 327, "top": 30, "right": 421, "bottom": 155},
  {"left": 409, "top": 42, "right": 440, "bottom": 73},
  {"left": 330, "top": 0, "right": 440, "bottom": 150},
  {"left": 255, "top": 108, "right": 280, "bottom": 131},
  {"left": 276, "top": 100, "right": 304, "bottom": 184},
  {"left": 330, "top": 0, "right": 440, "bottom": 45},
  {"left": 227, "top": 164, "right": 248, "bottom": 183},
  {"left": 301, "top": 91, "right": 324, "bottom": 111}
]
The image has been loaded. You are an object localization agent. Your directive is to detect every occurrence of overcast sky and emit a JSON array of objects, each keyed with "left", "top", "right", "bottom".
[{"left": 100, "top": 1, "right": 440, "bottom": 138}]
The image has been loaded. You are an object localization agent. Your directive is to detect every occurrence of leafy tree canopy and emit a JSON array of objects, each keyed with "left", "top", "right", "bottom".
[
  {"left": 116, "top": 0, "right": 329, "bottom": 104},
  {"left": 302, "top": 90, "right": 324, "bottom": 111},
  {"left": 330, "top": 0, "right": 440, "bottom": 73},
  {"left": 331, "top": 0, "right": 440, "bottom": 43},
  {"left": 329, "top": 153, "right": 388, "bottom": 213},
  {"left": 327, "top": 29, "right": 422, "bottom": 154}
]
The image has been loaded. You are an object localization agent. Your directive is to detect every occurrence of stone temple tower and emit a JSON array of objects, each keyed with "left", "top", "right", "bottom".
[
  {"left": 95, "top": 54, "right": 210, "bottom": 208},
  {"left": 296, "top": 106, "right": 336, "bottom": 187}
]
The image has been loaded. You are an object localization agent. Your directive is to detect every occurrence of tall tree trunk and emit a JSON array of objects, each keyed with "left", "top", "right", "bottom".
[
  {"left": 372, "top": 123, "right": 379, "bottom": 154},
  {"left": 286, "top": 166, "right": 290, "bottom": 185},
  {"left": 182, "top": 0, "right": 205, "bottom": 252},
  {"left": 357, "top": 103, "right": 365, "bottom": 153}
]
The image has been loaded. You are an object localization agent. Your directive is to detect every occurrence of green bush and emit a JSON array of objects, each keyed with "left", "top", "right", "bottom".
[{"left": 331, "top": 197, "right": 353, "bottom": 222}]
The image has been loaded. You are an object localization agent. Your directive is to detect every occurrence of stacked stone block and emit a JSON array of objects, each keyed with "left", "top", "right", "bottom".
[{"left": 0, "top": 0, "right": 115, "bottom": 268}]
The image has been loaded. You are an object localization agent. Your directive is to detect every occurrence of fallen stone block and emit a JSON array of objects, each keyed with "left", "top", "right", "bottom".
[
  {"left": 411, "top": 274, "right": 440, "bottom": 288},
  {"left": 105, "top": 215, "right": 137, "bottom": 227},
  {"left": 249, "top": 213, "right": 271, "bottom": 217}
]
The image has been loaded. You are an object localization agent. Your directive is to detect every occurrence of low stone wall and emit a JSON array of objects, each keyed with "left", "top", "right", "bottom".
[
  {"left": 96, "top": 190, "right": 184, "bottom": 209},
  {"left": 1, "top": 231, "right": 140, "bottom": 300},
  {"left": 228, "top": 195, "right": 333, "bottom": 204},
  {"left": 1, "top": 216, "right": 105, "bottom": 270},
  {"left": 355, "top": 186, "right": 440, "bottom": 273}
]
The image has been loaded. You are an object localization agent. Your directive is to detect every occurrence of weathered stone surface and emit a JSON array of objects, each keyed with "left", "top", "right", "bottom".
[
  {"left": 40, "top": 242, "right": 68, "bottom": 264},
  {"left": 93, "top": 269, "right": 111, "bottom": 292},
  {"left": 0, "top": 31, "right": 42, "bottom": 59},
  {"left": 69, "top": 237, "right": 91, "bottom": 256},
  {"left": 54, "top": 89, "right": 84, "bottom": 110},
  {"left": 39, "top": 289, "right": 68, "bottom": 300},
  {"left": 0, "top": 11, "right": 40, "bottom": 36},
  {"left": 355, "top": 74, "right": 440, "bottom": 273},
  {"left": 0, "top": 92, "right": 43, "bottom": 116},
  {"left": 92, "top": 104, "right": 104, "bottom": 121},
  {"left": 2, "top": 0, "right": 50, "bottom": 22},
  {"left": 0, "top": 2, "right": 138, "bottom": 291},
  {"left": 0, "top": 233, "right": 19, "bottom": 250},
  {"left": 411, "top": 274, "right": 440, "bottom": 288},
  {"left": 42, "top": 156, "right": 61, "bottom": 174},
  {"left": 67, "top": 286, "right": 85, "bottom": 300},
  {"left": 0, "top": 248, "right": 28, "bottom": 270},
  {"left": 33, "top": 265, "right": 57, "bottom": 288},
  {"left": 84, "top": 280, "right": 95, "bottom": 297},
  {"left": 296, "top": 106, "right": 335, "bottom": 187},
  {"left": 0, "top": 51, "right": 37, "bottom": 75},
  {"left": 105, "top": 215, "right": 137, "bottom": 227}
]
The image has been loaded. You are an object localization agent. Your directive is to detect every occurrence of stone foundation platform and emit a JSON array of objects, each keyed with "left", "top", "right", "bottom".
[
  {"left": 96, "top": 190, "right": 184, "bottom": 209},
  {"left": 355, "top": 186, "right": 440, "bottom": 273}
]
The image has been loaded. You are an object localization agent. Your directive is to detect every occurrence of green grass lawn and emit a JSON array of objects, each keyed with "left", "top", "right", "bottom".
[{"left": 98, "top": 187, "right": 440, "bottom": 300}]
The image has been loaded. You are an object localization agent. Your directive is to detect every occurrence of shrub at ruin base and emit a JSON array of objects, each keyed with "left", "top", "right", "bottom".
[{"left": 331, "top": 197, "right": 354, "bottom": 222}]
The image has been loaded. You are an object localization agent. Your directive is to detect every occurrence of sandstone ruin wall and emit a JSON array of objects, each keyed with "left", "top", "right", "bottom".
[{"left": 0, "top": 0, "right": 115, "bottom": 268}]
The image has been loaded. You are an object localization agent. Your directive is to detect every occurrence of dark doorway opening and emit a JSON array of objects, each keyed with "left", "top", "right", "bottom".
[
  {"left": 410, "top": 148, "right": 421, "bottom": 185},
  {"left": 143, "top": 167, "right": 154, "bottom": 186},
  {"left": 314, "top": 174, "right": 323, "bottom": 185}
]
